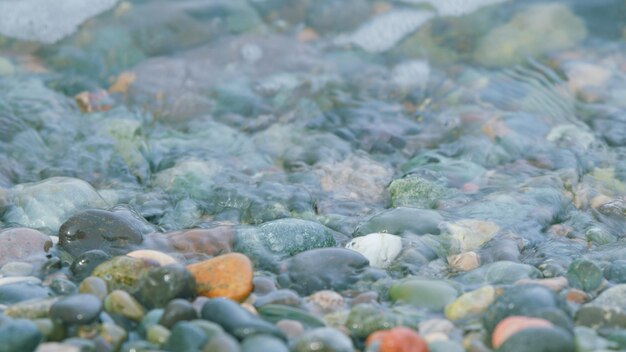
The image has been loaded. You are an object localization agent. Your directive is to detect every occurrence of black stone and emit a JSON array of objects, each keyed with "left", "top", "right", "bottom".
[
  {"left": 164, "top": 321, "right": 208, "bottom": 352},
  {"left": 50, "top": 294, "right": 103, "bottom": 325},
  {"left": 70, "top": 250, "right": 112, "bottom": 281},
  {"left": 159, "top": 299, "right": 197, "bottom": 328},
  {"left": 201, "top": 298, "right": 285, "bottom": 340},
  {"left": 135, "top": 264, "right": 196, "bottom": 309}
]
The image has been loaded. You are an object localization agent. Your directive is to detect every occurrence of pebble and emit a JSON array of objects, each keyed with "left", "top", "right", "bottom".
[
  {"left": 58, "top": 208, "right": 150, "bottom": 257},
  {"left": 159, "top": 299, "right": 198, "bottom": 328},
  {"left": 166, "top": 227, "right": 234, "bottom": 258},
  {"left": 566, "top": 259, "right": 603, "bottom": 292},
  {"left": 104, "top": 290, "right": 146, "bottom": 321},
  {"left": 276, "top": 319, "right": 305, "bottom": 339},
  {"left": 92, "top": 255, "right": 156, "bottom": 294},
  {"left": 135, "top": 264, "right": 196, "bottom": 309},
  {"left": 127, "top": 250, "right": 178, "bottom": 266},
  {"left": 492, "top": 316, "right": 554, "bottom": 348},
  {"left": 146, "top": 324, "right": 170, "bottom": 347},
  {"left": 69, "top": 250, "right": 112, "bottom": 281},
  {"left": 447, "top": 251, "right": 480, "bottom": 272},
  {"left": 78, "top": 276, "right": 109, "bottom": 301},
  {"left": 0, "top": 318, "right": 43, "bottom": 352},
  {"left": 354, "top": 207, "right": 443, "bottom": 236},
  {"left": 306, "top": 290, "right": 345, "bottom": 315},
  {"left": 241, "top": 334, "right": 289, "bottom": 352},
  {"left": 201, "top": 298, "right": 285, "bottom": 340},
  {"left": 50, "top": 294, "right": 102, "bottom": 325},
  {"left": 496, "top": 326, "right": 576, "bottom": 352},
  {"left": 202, "top": 332, "right": 241, "bottom": 352},
  {"left": 389, "top": 278, "right": 458, "bottom": 311},
  {"left": 366, "top": 327, "right": 428, "bottom": 352},
  {"left": 278, "top": 248, "right": 369, "bottom": 295},
  {"left": 576, "top": 284, "right": 626, "bottom": 328},
  {"left": 0, "top": 228, "right": 52, "bottom": 266},
  {"left": 293, "top": 327, "right": 354, "bottom": 352},
  {"left": 345, "top": 233, "right": 402, "bottom": 268},
  {"left": 163, "top": 321, "right": 208, "bottom": 352},
  {"left": 445, "top": 285, "right": 496, "bottom": 321},
  {"left": 0, "top": 262, "right": 34, "bottom": 277},
  {"left": 187, "top": 253, "right": 253, "bottom": 302}
]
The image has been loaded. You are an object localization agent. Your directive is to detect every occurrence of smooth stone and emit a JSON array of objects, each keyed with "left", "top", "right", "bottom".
[
  {"left": 566, "top": 259, "right": 603, "bottom": 292},
  {"left": 138, "top": 309, "right": 164, "bottom": 337},
  {"left": 576, "top": 284, "right": 626, "bottom": 328},
  {"left": 98, "top": 322, "right": 127, "bottom": 350},
  {"left": 48, "top": 278, "right": 77, "bottom": 296},
  {"left": 78, "top": 276, "right": 109, "bottom": 301},
  {"left": 4, "top": 297, "right": 58, "bottom": 319},
  {"left": 443, "top": 219, "right": 500, "bottom": 253},
  {"left": 50, "top": 294, "right": 102, "bottom": 325},
  {"left": 458, "top": 261, "right": 542, "bottom": 286},
  {"left": 3, "top": 177, "right": 108, "bottom": 233},
  {"left": 389, "top": 278, "right": 458, "bottom": 311},
  {"left": 159, "top": 299, "right": 198, "bottom": 328},
  {"left": 135, "top": 264, "right": 196, "bottom": 309},
  {"left": 346, "top": 304, "right": 410, "bottom": 340},
  {"left": 146, "top": 324, "right": 170, "bottom": 347},
  {"left": 492, "top": 316, "right": 554, "bottom": 349},
  {"left": 70, "top": 250, "right": 112, "bottom": 281},
  {"left": 254, "top": 289, "right": 302, "bottom": 308},
  {"left": 0, "top": 276, "right": 41, "bottom": 287},
  {"left": 92, "top": 256, "right": 156, "bottom": 294},
  {"left": 447, "top": 251, "right": 480, "bottom": 272},
  {"left": 166, "top": 227, "right": 234, "bottom": 257},
  {"left": 0, "top": 282, "right": 51, "bottom": 305},
  {"left": 306, "top": 290, "right": 345, "bottom": 315},
  {"left": 0, "top": 318, "right": 43, "bottom": 352},
  {"left": 387, "top": 175, "right": 449, "bottom": 208},
  {"left": 354, "top": 207, "right": 443, "bottom": 236},
  {"left": 496, "top": 326, "right": 575, "bottom": 352},
  {"left": 292, "top": 327, "right": 354, "bottom": 352},
  {"left": 257, "top": 304, "right": 325, "bottom": 329},
  {"left": 483, "top": 285, "right": 569, "bottom": 335},
  {"left": 345, "top": 233, "right": 402, "bottom": 268},
  {"left": 104, "top": 290, "right": 145, "bottom": 321},
  {"left": 202, "top": 333, "right": 241, "bottom": 352},
  {"left": 252, "top": 277, "right": 276, "bottom": 295},
  {"left": 0, "top": 262, "right": 33, "bottom": 277},
  {"left": 234, "top": 219, "right": 336, "bottom": 270},
  {"left": 59, "top": 208, "right": 151, "bottom": 257},
  {"left": 187, "top": 253, "right": 253, "bottom": 302},
  {"left": 32, "top": 318, "right": 64, "bottom": 342},
  {"left": 445, "top": 285, "right": 496, "bottom": 321},
  {"left": 276, "top": 319, "right": 305, "bottom": 339},
  {"left": 164, "top": 321, "right": 208, "bottom": 352},
  {"left": 278, "top": 248, "right": 369, "bottom": 295},
  {"left": 189, "top": 320, "right": 224, "bottom": 341},
  {"left": 365, "top": 326, "right": 428, "bottom": 352},
  {"left": 201, "top": 298, "right": 285, "bottom": 340},
  {"left": 604, "top": 260, "right": 626, "bottom": 283},
  {"left": 127, "top": 250, "right": 177, "bottom": 266},
  {"left": 62, "top": 338, "right": 97, "bottom": 352},
  {"left": 241, "top": 334, "right": 288, "bottom": 352},
  {"left": 0, "top": 228, "right": 52, "bottom": 266},
  {"left": 119, "top": 340, "right": 158, "bottom": 352}
]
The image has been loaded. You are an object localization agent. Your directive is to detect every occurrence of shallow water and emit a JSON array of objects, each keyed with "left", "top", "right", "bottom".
[{"left": 1, "top": 0, "right": 626, "bottom": 351}]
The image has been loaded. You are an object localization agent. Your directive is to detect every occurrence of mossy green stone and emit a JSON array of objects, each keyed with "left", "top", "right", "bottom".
[
  {"left": 92, "top": 256, "right": 155, "bottom": 294},
  {"left": 388, "top": 175, "right": 449, "bottom": 208},
  {"left": 566, "top": 259, "right": 603, "bottom": 292},
  {"left": 389, "top": 279, "right": 458, "bottom": 311}
]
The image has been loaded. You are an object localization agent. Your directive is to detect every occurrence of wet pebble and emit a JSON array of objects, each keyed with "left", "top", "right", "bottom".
[
  {"left": 164, "top": 321, "right": 208, "bottom": 352},
  {"left": 187, "top": 253, "right": 253, "bottom": 302},
  {"left": 366, "top": 326, "right": 428, "bottom": 352},
  {"left": 69, "top": 250, "right": 111, "bottom": 281},
  {"left": 135, "top": 264, "right": 196, "bottom": 309},
  {"left": 345, "top": 233, "right": 402, "bottom": 268},
  {"left": 104, "top": 290, "right": 145, "bottom": 321},
  {"left": 159, "top": 299, "right": 198, "bottom": 328},
  {"left": 0, "top": 318, "right": 43, "bottom": 352},
  {"left": 50, "top": 294, "right": 102, "bottom": 325},
  {"left": 241, "top": 334, "right": 288, "bottom": 352},
  {"left": 78, "top": 276, "right": 109, "bottom": 301},
  {"left": 0, "top": 228, "right": 52, "bottom": 266},
  {"left": 389, "top": 278, "right": 458, "bottom": 311}
]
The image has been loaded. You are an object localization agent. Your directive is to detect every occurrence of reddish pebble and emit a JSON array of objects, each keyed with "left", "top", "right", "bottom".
[
  {"left": 492, "top": 316, "right": 554, "bottom": 349},
  {"left": 186, "top": 253, "right": 253, "bottom": 302},
  {"left": 366, "top": 327, "right": 429, "bottom": 352},
  {"left": 565, "top": 288, "right": 589, "bottom": 304}
]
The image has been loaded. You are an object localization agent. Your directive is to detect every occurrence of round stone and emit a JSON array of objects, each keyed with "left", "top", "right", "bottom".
[
  {"left": 78, "top": 276, "right": 108, "bottom": 301},
  {"left": 0, "top": 318, "right": 43, "bottom": 352},
  {"left": 187, "top": 253, "right": 253, "bottom": 302},
  {"left": 345, "top": 233, "right": 402, "bottom": 269},
  {"left": 366, "top": 327, "right": 428, "bottom": 352},
  {"left": 242, "top": 334, "right": 288, "bottom": 352},
  {"left": 159, "top": 299, "right": 198, "bottom": 328},
  {"left": 201, "top": 298, "right": 284, "bottom": 340},
  {"left": 127, "top": 250, "right": 178, "bottom": 266},
  {"left": 293, "top": 327, "right": 354, "bottom": 352},
  {"left": 163, "top": 321, "right": 208, "bottom": 352},
  {"left": 0, "top": 262, "right": 34, "bottom": 277},
  {"left": 135, "top": 264, "right": 196, "bottom": 309},
  {"left": 495, "top": 326, "right": 575, "bottom": 352},
  {"left": 0, "top": 228, "right": 52, "bottom": 266},
  {"left": 389, "top": 279, "right": 458, "bottom": 311},
  {"left": 104, "top": 290, "right": 145, "bottom": 321},
  {"left": 70, "top": 250, "right": 111, "bottom": 281},
  {"left": 492, "top": 316, "right": 554, "bottom": 348},
  {"left": 58, "top": 208, "right": 150, "bottom": 257},
  {"left": 50, "top": 294, "right": 102, "bottom": 325},
  {"left": 566, "top": 259, "right": 603, "bottom": 292},
  {"left": 92, "top": 256, "right": 156, "bottom": 294},
  {"left": 445, "top": 285, "right": 496, "bottom": 321}
]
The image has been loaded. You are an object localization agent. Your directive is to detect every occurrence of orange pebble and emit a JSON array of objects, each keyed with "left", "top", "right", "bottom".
[
  {"left": 492, "top": 316, "right": 554, "bottom": 349},
  {"left": 366, "top": 327, "right": 429, "bottom": 352},
  {"left": 186, "top": 253, "right": 253, "bottom": 302}
]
